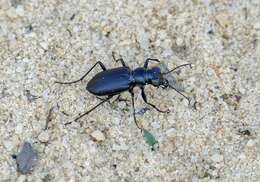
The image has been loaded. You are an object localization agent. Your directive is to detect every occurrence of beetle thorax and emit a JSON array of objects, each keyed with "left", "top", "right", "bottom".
[
  {"left": 132, "top": 67, "right": 162, "bottom": 86},
  {"left": 132, "top": 67, "right": 147, "bottom": 85},
  {"left": 146, "top": 67, "right": 162, "bottom": 86}
]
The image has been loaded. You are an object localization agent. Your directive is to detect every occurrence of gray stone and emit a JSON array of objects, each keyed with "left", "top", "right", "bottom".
[{"left": 15, "top": 142, "right": 38, "bottom": 174}]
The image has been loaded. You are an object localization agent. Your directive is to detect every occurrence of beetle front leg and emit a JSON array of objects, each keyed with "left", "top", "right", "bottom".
[
  {"left": 55, "top": 61, "right": 107, "bottom": 85},
  {"left": 130, "top": 90, "right": 142, "bottom": 130},
  {"left": 144, "top": 58, "right": 160, "bottom": 68},
  {"left": 141, "top": 87, "right": 170, "bottom": 113}
]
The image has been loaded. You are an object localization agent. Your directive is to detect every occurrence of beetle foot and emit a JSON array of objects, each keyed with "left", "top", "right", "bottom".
[
  {"left": 113, "top": 95, "right": 129, "bottom": 103},
  {"left": 160, "top": 108, "right": 170, "bottom": 113}
]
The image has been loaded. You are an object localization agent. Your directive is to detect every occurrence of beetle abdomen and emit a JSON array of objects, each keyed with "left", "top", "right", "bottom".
[{"left": 87, "top": 67, "right": 132, "bottom": 96}]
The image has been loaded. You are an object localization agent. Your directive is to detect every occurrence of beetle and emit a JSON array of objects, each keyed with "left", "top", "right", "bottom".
[{"left": 55, "top": 53, "right": 192, "bottom": 129}]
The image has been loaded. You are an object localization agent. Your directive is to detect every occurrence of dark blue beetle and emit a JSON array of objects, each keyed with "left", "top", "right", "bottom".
[{"left": 56, "top": 53, "right": 191, "bottom": 129}]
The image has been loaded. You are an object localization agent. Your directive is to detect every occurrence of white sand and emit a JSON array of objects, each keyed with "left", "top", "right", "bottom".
[{"left": 0, "top": 0, "right": 259, "bottom": 181}]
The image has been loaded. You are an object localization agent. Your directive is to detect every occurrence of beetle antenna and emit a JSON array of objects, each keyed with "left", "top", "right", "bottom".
[
  {"left": 162, "top": 63, "right": 192, "bottom": 75},
  {"left": 169, "top": 85, "right": 190, "bottom": 105}
]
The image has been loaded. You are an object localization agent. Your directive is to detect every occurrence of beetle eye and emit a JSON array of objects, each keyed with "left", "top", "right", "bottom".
[{"left": 158, "top": 78, "right": 168, "bottom": 88}]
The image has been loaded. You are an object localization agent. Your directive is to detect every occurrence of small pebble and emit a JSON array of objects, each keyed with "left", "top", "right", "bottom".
[
  {"left": 151, "top": 121, "right": 161, "bottom": 129},
  {"left": 252, "top": 0, "right": 260, "bottom": 5},
  {"left": 40, "top": 42, "right": 48, "bottom": 50},
  {"left": 6, "top": 7, "right": 18, "bottom": 19},
  {"left": 166, "top": 128, "right": 177, "bottom": 138},
  {"left": 246, "top": 139, "right": 255, "bottom": 147},
  {"left": 211, "top": 153, "right": 224, "bottom": 163},
  {"left": 4, "top": 141, "right": 14, "bottom": 151},
  {"left": 256, "top": 40, "right": 260, "bottom": 57},
  {"left": 137, "top": 30, "right": 149, "bottom": 49},
  {"left": 42, "top": 89, "right": 49, "bottom": 101},
  {"left": 215, "top": 12, "right": 231, "bottom": 28},
  {"left": 90, "top": 130, "right": 105, "bottom": 142},
  {"left": 15, "top": 142, "right": 38, "bottom": 174},
  {"left": 254, "top": 21, "right": 260, "bottom": 30},
  {"left": 15, "top": 5, "right": 24, "bottom": 17},
  {"left": 15, "top": 123, "right": 23, "bottom": 134},
  {"left": 112, "top": 144, "right": 128, "bottom": 151},
  {"left": 117, "top": 101, "right": 126, "bottom": 109},
  {"left": 38, "top": 131, "right": 50, "bottom": 143},
  {"left": 17, "top": 175, "right": 26, "bottom": 182},
  {"left": 176, "top": 37, "right": 184, "bottom": 46},
  {"left": 135, "top": 107, "right": 150, "bottom": 115},
  {"left": 238, "top": 153, "right": 246, "bottom": 160},
  {"left": 207, "top": 69, "right": 214, "bottom": 76}
]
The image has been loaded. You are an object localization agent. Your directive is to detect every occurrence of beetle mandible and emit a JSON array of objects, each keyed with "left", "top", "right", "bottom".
[{"left": 56, "top": 53, "right": 192, "bottom": 129}]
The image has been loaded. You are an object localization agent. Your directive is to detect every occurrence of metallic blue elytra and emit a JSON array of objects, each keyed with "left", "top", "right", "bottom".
[{"left": 87, "top": 67, "right": 133, "bottom": 96}]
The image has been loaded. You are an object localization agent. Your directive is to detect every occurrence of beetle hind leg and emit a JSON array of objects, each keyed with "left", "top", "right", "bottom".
[
  {"left": 64, "top": 96, "right": 113, "bottom": 125},
  {"left": 130, "top": 90, "right": 142, "bottom": 130},
  {"left": 55, "top": 61, "right": 107, "bottom": 85},
  {"left": 96, "top": 95, "right": 129, "bottom": 105}
]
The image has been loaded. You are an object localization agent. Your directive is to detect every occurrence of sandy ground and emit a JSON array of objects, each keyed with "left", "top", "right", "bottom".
[{"left": 0, "top": 0, "right": 259, "bottom": 181}]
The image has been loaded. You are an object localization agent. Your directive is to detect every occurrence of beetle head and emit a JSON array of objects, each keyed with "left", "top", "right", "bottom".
[
  {"left": 147, "top": 67, "right": 177, "bottom": 88},
  {"left": 146, "top": 67, "right": 160, "bottom": 86}
]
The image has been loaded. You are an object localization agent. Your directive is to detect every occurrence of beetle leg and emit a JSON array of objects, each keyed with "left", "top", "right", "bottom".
[
  {"left": 55, "top": 61, "right": 107, "bottom": 85},
  {"left": 96, "top": 96, "right": 109, "bottom": 101},
  {"left": 144, "top": 58, "right": 160, "bottom": 68},
  {"left": 168, "top": 85, "right": 191, "bottom": 105},
  {"left": 112, "top": 52, "right": 127, "bottom": 67},
  {"left": 141, "top": 87, "right": 170, "bottom": 113},
  {"left": 96, "top": 95, "right": 129, "bottom": 106},
  {"left": 64, "top": 96, "right": 113, "bottom": 125},
  {"left": 130, "top": 90, "right": 142, "bottom": 130},
  {"left": 112, "top": 95, "right": 129, "bottom": 103},
  {"left": 75, "top": 96, "right": 112, "bottom": 121}
]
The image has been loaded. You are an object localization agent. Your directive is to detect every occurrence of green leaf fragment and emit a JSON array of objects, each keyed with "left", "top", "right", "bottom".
[{"left": 143, "top": 129, "right": 157, "bottom": 147}]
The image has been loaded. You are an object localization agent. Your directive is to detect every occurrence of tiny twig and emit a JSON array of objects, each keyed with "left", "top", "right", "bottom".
[{"left": 45, "top": 107, "right": 54, "bottom": 130}]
